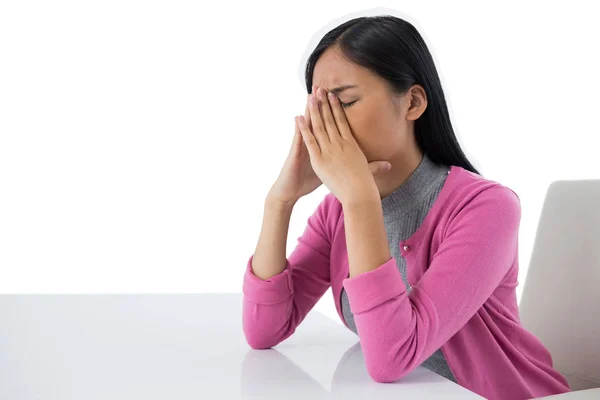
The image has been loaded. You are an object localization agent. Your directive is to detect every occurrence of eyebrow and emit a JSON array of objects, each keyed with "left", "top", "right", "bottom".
[{"left": 328, "top": 84, "right": 359, "bottom": 95}]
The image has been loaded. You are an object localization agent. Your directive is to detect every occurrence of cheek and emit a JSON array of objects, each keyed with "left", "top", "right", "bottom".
[
  {"left": 352, "top": 121, "right": 405, "bottom": 160},
  {"left": 351, "top": 113, "right": 389, "bottom": 145},
  {"left": 345, "top": 100, "right": 404, "bottom": 156}
]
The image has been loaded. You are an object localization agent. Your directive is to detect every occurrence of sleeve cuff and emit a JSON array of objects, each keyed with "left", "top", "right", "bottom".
[
  {"left": 243, "top": 254, "right": 294, "bottom": 305},
  {"left": 342, "top": 258, "right": 407, "bottom": 314}
]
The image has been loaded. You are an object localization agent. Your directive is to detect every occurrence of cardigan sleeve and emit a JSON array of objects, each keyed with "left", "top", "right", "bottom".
[
  {"left": 342, "top": 185, "right": 521, "bottom": 382},
  {"left": 242, "top": 193, "right": 335, "bottom": 349}
]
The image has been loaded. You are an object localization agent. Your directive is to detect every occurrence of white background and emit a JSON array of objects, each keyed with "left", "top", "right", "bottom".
[{"left": 1, "top": 1, "right": 598, "bottom": 323}]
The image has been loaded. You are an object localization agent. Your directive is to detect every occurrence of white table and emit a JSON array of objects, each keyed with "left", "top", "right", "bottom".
[{"left": 0, "top": 293, "right": 483, "bottom": 399}]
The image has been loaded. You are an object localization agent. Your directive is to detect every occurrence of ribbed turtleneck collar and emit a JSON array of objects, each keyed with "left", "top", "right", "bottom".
[{"left": 381, "top": 153, "right": 450, "bottom": 219}]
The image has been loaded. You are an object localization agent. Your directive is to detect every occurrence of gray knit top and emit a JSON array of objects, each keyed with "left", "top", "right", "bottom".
[{"left": 339, "top": 153, "right": 457, "bottom": 383}]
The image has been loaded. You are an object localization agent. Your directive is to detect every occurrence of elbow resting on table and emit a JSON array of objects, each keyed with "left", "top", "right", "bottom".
[
  {"left": 243, "top": 327, "right": 280, "bottom": 350},
  {"left": 245, "top": 337, "right": 275, "bottom": 350},
  {"left": 242, "top": 319, "right": 295, "bottom": 350},
  {"left": 367, "top": 362, "right": 412, "bottom": 383},
  {"left": 364, "top": 350, "right": 416, "bottom": 383}
]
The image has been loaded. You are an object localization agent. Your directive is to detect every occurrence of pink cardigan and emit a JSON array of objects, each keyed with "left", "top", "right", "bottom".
[{"left": 242, "top": 165, "right": 571, "bottom": 400}]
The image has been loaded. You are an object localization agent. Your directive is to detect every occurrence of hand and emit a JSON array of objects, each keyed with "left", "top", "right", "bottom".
[
  {"left": 267, "top": 96, "right": 322, "bottom": 206},
  {"left": 268, "top": 87, "right": 391, "bottom": 207},
  {"left": 296, "top": 86, "right": 391, "bottom": 206}
]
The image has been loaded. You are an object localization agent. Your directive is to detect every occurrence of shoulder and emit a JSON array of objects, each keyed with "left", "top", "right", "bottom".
[
  {"left": 442, "top": 167, "right": 521, "bottom": 231},
  {"left": 450, "top": 166, "right": 520, "bottom": 205}
]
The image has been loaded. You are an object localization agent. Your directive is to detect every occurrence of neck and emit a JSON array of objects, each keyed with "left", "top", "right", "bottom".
[{"left": 374, "top": 148, "right": 424, "bottom": 200}]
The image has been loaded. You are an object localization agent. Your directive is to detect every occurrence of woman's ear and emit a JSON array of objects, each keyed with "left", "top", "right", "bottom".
[{"left": 406, "top": 85, "right": 427, "bottom": 121}]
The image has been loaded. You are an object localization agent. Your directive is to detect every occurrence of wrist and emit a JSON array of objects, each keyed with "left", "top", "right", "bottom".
[
  {"left": 265, "top": 195, "right": 296, "bottom": 212},
  {"left": 341, "top": 188, "right": 380, "bottom": 209}
]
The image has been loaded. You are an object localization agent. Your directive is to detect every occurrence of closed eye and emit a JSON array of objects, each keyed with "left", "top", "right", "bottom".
[{"left": 341, "top": 100, "right": 357, "bottom": 108}]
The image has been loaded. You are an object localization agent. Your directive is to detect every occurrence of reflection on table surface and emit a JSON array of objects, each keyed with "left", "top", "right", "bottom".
[{"left": 0, "top": 293, "right": 482, "bottom": 399}]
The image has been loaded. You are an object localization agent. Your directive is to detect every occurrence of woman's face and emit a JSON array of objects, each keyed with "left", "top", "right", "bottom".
[{"left": 311, "top": 46, "right": 427, "bottom": 166}]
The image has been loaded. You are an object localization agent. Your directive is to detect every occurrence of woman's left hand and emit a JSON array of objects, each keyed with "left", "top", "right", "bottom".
[{"left": 296, "top": 86, "right": 390, "bottom": 206}]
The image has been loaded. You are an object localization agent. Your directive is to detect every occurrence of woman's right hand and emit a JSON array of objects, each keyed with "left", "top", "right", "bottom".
[
  {"left": 268, "top": 98, "right": 321, "bottom": 206},
  {"left": 267, "top": 90, "right": 392, "bottom": 206}
]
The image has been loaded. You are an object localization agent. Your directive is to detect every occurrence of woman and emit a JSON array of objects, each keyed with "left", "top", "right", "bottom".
[{"left": 241, "top": 14, "right": 571, "bottom": 400}]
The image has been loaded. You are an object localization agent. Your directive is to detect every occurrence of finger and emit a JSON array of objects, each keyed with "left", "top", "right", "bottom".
[
  {"left": 289, "top": 115, "right": 302, "bottom": 154},
  {"left": 368, "top": 161, "right": 392, "bottom": 175},
  {"left": 317, "top": 88, "right": 341, "bottom": 143},
  {"left": 296, "top": 115, "right": 321, "bottom": 157},
  {"left": 308, "top": 88, "right": 316, "bottom": 131},
  {"left": 288, "top": 98, "right": 312, "bottom": 157},
  {"left": 308, "top": 93, "right": 330, "bottom": 149},
  {"left": 326, "top": 91, "right": 354, "bottom": 142},
  {"left": 304, "top": 99, "right": 313, "bottom": 132}
]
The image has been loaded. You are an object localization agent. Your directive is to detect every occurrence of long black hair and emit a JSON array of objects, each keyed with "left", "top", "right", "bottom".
[{"left": 304, "top": 15, "right": 480, "bottom": 175}]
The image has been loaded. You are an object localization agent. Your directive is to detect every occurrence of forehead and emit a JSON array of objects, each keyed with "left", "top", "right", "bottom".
[{"left": 312, "top": 47, "right": 369, "bottom": 89}]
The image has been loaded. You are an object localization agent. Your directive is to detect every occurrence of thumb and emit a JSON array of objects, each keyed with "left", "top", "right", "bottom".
[{"left": 367, "top": 161, "right": 392, "bottom": 175}]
